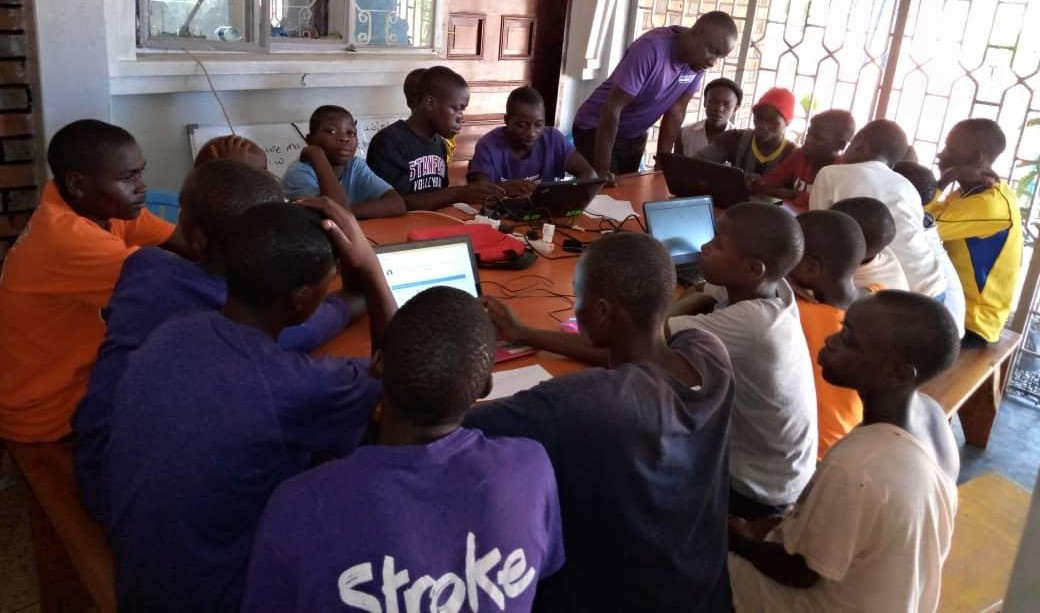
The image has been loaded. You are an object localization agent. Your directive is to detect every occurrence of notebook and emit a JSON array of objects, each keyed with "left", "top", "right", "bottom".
[
  {"left": 643, "top": 196, "right": 717, "bottom": 287},
  {"left": 373, "top": 235, "right": 536, "bottom": 363},
  {"left": 493, "top": 178, "right": 607, "bottom": 220},
  {"left": 657, "top": 152, "right": 749, "bottom": 209}
]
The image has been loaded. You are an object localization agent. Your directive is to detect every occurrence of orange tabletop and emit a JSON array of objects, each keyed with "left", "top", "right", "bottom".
[{"left": 315, "top": 171, "right": 672, "bottom": 377}]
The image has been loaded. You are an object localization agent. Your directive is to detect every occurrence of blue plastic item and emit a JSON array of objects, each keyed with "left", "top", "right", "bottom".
[{"left": 145, "top": 189, "right": 180, "bottom": 223}]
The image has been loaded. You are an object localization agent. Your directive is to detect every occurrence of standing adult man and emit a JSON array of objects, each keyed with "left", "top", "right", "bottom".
[{"left": 571, "top": 11, "right": 738, "bottom": 184}]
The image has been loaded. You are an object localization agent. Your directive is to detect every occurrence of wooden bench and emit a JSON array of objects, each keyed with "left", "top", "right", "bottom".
[
  {"left": 921, "top": 328, "right": 1022, "bottom": 448},
  {"left": 5, "top": 439, "right": 116, "bottom": 613},
  {"left": 939, "top": 472, "right": 1030, "bottom": 612}
]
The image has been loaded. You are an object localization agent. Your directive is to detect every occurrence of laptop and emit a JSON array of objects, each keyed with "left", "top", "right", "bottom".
[
  {"left": 494, "top": 178, "right": 607, "bottom": 220},
  {"left": 657, "top": 152, "right": 749, "bottom": 209},
  {"left": 643, "top": 196, "right": 717, "bottom": 287},
  {"left": 373, "top": 235, "right": 535, "bottom": 363}
]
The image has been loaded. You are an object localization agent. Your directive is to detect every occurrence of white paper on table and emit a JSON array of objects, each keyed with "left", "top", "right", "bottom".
[
  {"left": 583, "top": 195, "right": 637, "bottom": 223},
  {"left": 485, "top": 365, "right": 552, "bottom": 401}
]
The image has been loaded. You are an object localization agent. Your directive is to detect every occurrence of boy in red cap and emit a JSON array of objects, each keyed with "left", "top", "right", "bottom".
[
  {"left": 697, "top": 87, "right": 796, "bottom": 181},
  {"left": 752, "top": 110, "right": 856, "bottom": 212}
]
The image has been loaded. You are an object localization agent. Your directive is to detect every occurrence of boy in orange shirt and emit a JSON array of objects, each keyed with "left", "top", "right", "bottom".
[
  {"left": 0, "top": 119, "right": 184, "bottom": 442},
  {"left": 787, "top": 210, "right": 871, "bottom": 458}
]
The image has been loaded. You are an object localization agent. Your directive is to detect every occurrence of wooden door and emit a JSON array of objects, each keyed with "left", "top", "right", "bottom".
[{"left": 445, "top": 0, "right": 567, "bottom": 163}]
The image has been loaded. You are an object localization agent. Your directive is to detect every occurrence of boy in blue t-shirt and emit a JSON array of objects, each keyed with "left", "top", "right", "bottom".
[
  {"left": 467, "top": 86, "right": 596, "bottom": 198},
  {"left": 282, "top": 104, "right": 406, "bottom": 218},
  {"left": 466, "top": 232, "right": 735, "bottom": 612},
  {"left": 242, "top": 286, "right": 565, "bottom": 612},
  {"left": 73, "top": 160, "right": 362, "bottom": 525},
  {"left": 105, "top": 201, "right": 397, "bottom": 613}
]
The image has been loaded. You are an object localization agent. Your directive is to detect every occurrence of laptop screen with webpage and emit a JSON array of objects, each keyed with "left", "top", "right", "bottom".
[
  {"left": 644, "top": 196, "right": 716, "bottom": 266},
  {"left": 373, "top": 236, "right": 480, "bottom": 306}
]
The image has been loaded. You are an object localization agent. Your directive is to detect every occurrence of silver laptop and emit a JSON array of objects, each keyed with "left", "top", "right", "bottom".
[
  {"left": 374, "top": 236, "right": 480, "bottom": 306},
  {"left": 644, "top": 196, "right": 717, "bottom": 287}
]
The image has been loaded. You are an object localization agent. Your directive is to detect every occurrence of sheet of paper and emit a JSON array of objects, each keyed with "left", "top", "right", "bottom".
[
  {"left": 485, "top": 365, "right": 553, "bottom": 401},
  {"left": 583, "top": 195, "right": 637, "bottom": 222}
]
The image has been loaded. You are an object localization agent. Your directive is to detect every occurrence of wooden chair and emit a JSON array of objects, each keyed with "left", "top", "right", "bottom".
[{"left": 921, "top": 329, "right": 1022, "bottom": 447}]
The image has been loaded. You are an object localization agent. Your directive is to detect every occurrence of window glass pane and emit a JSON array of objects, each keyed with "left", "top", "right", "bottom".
[
  {"left": 351, "top": 0, "right": 435, "bottom": 47},
  {"left": 146, "top": 0, "right": 255, "bottom": 42},
  {"left": 269, "top": 0, "right": 342, "bottom": 39}
]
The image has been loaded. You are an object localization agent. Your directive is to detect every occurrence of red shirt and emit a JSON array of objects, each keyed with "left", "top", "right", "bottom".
[{"left": 761, "top": 148, "right": 818, "bottom": 212}]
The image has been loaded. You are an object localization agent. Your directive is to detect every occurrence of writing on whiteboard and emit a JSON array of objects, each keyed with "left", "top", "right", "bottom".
[{"left": 187, "top": 115, "right": 402, "bottom": 179}]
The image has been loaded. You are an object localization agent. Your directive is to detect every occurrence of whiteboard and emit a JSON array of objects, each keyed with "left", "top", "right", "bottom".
[{"left": 187, "top": 115, "right": 404, "bottom": 179}]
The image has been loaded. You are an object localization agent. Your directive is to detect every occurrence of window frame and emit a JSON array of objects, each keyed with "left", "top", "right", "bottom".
[{"left": 137, "top": 0, "right": 440, "bottom": 54}]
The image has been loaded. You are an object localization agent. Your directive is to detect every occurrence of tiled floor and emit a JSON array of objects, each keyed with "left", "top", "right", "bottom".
[{"left": 1, "top": 395, "right": 1038, "bottom": 611}]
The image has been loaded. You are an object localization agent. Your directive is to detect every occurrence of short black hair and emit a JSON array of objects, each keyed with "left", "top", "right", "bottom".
[
  {"left": 47, "top": 119, "right": 137, "bottom": 189},
  {"left": 892, "top": 161, "right": 938, "bottom": 207},
  {"left": 223, "top": 204, "right": 335, "bottom": 309},
  {"left": 308, "top": 105, "right": 354, "bottom": 136},
  {"left": 796, "top": 210, "right": 866, "bottom": 279},
  {"left": 831, "top": 197, "right": 896, "bottom": 259},
  {"left": 855, "top": 119, "right": 909, "bottom": 164},
  {"left": 417, "top": 66, "right": 469, "bottom": 101},
  {"left": 581, "top": 232, "right": 676, "bottom": 328},
  {"left": 865, "top": 290, "right": 959, "bottom": 383},
  {"left": 810, "top": 109, "right": 856, "bottom": 142},
  {"left": 381, "top": 286, "right": 495, "bottom": 426},
  {"left": 506, "top": 86, "right": 545, "bottom": 116},
  {"left": 703, "top": 78, "right": 743, "bottom": 106},
  {"left": 403, "top": 67, "right": 427, "bottom": 109},
  {"left": 180, "top": 159, "right": 284, "bottom": 247},
  {"left": 723, "top": 202, "right": 805, "bottom": 280},
  {"left": 951, "top": 118, "right": 1007, "bottom": 163},
  {"left": 693, "top": 10, "right": 739, "bottom": 37}
]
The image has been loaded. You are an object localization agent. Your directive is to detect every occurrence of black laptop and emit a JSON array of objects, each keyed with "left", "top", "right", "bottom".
[
  {"left": 644, "top": 196, "right": 717, "bottom": 287},
  {"left": 658, "top": 152, "right": 749, "bottom": 209},
  {"left": 493, "top": 178, "right": 607, "bottom": 220}
]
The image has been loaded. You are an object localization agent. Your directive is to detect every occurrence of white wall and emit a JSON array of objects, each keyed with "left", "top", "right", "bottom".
[
  {"left": 112, "top": 85, "right": 408, "bottom": 191},
  {"left": 34, "top": 0, "right": 636, "bottom": 190},
  {"left": 34, "top": 0, "right": 112, "bottom": 144}
]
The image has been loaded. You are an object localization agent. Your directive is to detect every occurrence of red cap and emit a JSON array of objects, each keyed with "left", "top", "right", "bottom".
[{"left": 752, "top": 87, "right": 796, "bottom": 123}]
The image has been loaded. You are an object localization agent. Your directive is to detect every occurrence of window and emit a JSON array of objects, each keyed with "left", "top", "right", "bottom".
[{"left": 138, "top": 0, "right": 436, "bottom": 50}]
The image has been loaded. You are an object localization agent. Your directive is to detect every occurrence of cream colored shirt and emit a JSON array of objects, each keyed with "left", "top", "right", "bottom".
[{"left": 730, "top": 411, "right": 958, "bottom": 612}]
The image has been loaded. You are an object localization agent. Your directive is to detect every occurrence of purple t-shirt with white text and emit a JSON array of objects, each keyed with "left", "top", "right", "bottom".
[
  {"left": 467, "top": 126, "right": 575, "bottom": 183},
  {"left": 573, "top": 27, "right": 704, "bottom": 138},
  {"left": 241, "top": 427, "right": 565, "bottom": 613}
]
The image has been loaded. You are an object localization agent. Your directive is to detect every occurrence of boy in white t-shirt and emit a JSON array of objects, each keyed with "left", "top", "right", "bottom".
[
  {"left": 669, "top": 202, "right": 817, "bottom": 519},
  {"left": 809, "top": 120, "right": 946, "bottom": 299},
  {"left": 728, "top": 290, "right": 960, "bottom": 613},
  {"left": 893, "top": 160, "right": 968, "bottom": 339},
  {"left": 830, "top": 197, "right": 910, "bottom": 291}
]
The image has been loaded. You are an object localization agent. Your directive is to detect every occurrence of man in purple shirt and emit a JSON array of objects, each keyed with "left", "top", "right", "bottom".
[
  {"left": 572, "top": 11, "right": 738, "bottom": 184},
  {"left": 242, "top": 286, "right": 564, "bottom": 612},
  {"left": 468, "top": 86, "right": 596, "bottom": 197}
]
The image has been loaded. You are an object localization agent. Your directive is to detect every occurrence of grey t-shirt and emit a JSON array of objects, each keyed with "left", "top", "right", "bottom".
[
  {"left": 465, "top": 328, "right": 735, "bottom": 613},
  {"left": 669, "top": 280, "right": 818, "bottom": 506}
]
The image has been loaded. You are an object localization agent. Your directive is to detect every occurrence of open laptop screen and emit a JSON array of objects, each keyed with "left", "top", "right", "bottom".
[
  {"left": 373, "top": 236, "right": 480, "bottom": 306},
  {"left": 644, "top": 196, "right": 716, "bottom": 266}
]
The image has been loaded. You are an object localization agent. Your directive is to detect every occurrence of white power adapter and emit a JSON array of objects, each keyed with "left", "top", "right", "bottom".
[{"left": 542, "top": 222, "right": 556, "bottom": 243}]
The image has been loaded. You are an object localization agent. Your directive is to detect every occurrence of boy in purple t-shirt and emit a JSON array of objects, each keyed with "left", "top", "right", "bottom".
[
  {"left": 106, "top": 202, "right": 397, "bottom": 613},
  {"left": 242, "top": 286, "right": 564, "bottom": 613},
  {"left": 468, "top": 86, "right": 595, "bottom": 197},
  {"left": 572, "top": 11, "right": 737, "bottom": 183}
]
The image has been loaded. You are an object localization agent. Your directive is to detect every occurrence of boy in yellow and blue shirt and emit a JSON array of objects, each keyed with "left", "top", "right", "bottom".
[{"left": 927, "top": 118, "right": 1022, "bottom": 345}]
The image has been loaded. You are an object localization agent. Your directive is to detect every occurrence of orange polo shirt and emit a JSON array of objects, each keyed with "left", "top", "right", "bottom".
[
  {"left": 0, "top": 182, "right": 174, "bottom": 442},
  {"left": 797, "top": 297, "right": 864, "bottom": 460}
]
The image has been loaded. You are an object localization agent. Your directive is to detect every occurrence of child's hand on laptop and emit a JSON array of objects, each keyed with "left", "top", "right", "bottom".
[
  {"left": 501, "top": 179, "right": 537, "bottom": 198},
  {"left": 481, "top": 296, "right": 529, "bottom": 343}
]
